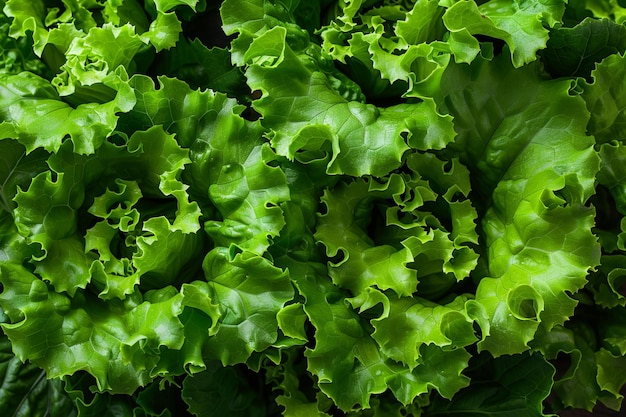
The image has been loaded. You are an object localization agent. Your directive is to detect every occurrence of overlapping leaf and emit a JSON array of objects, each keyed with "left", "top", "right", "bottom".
[
  {"left": 118, "top": 75, "right": 290, "bottom": 254},
  {"left": 0, "top": 263, "right": 185, "bottom": 394},
  {"left": 581, "top": 52, "right": 626, "bottom": 145},
  {"left": 443, "top": 0, "right": 565, "bottom": 67},
  {"left": 439, "top": 51, "right": 600, "bottom": 355},
  {"left": 279, "top": 257, "right": 470, "bottom": 412},
  {"left": 201, "top": 248, "right": 294, "bottom": 365},
  {"left": 542, "top": 18, "right": 626, "bottom": 80},
  {"left": 11, "top": 125, "right": 203, "bottom": 298},
  {"left": 3, "top": 0, "right": 194, "bottom": 56},
  {"left": 426, "top": 352, "right": 555, "bottom": 417},
  {"left": 0, "top": 72, "right": 134, "bottom": 154},
  {"left": 315, "top": 152, "right": 478, "bottom": 298},
  {"left": 242, "top": 25, "right": 455, "bottom": 177},
  {"left": 0, "top": 331, "right": 77, "bottom": 417},
  {"left": 320, "top": 0, "right": 450, "bottom": 99}
]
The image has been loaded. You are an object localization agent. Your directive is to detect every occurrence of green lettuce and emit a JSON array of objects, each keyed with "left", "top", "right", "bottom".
[
  {"left": 438, "top": 50, "right": 600, "bottom": 355},
  {"left": 1, "top": 0, "right": 626, "bottom": 416}
]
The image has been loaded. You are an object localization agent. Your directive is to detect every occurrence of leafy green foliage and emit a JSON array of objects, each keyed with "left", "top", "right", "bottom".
[
  {"left": 0, "top": 332, "right": 77, "bottom": 417},
  {"left": 426, "top": 352, "right": 556, "bottom": 417},
  {"left": 0, "top": 0, "right": 625, "bottom": 416},
  {"left": 542, "top": 17, "right": 626, "bottom": 80}
]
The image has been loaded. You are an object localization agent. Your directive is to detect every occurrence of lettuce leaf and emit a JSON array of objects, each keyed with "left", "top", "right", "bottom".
[
  {"left": 542, "top": 17, "right": 626, "bottom": 80},
  {"left": 0, "top": 71, "right": 134, "bottom": 154},
  {"left": 227, "top": 3, "right": 456, "bottom": 177},
  {"left": 247, "top": 34, "right": 439, "bottom": 177},
  {"left": 581, "top": 51, "right": 626, "bottom": 145},
  {"left": 201, "top": 247, "right": 294, "bottom": 365},
  {"left": 0, "top": 331, "right": 77, "bottom": 417},
  {"left": 443, "top": 0, "right": 565, "bottom": 67},
  {"left": 439, "top": 51, "right": 600, "bottom": 355},
  {"left": 426, "top": 352, "right": 555, "bottom": 417},
  {"left": 275, "top": 257, "right": 470, "bottom": 412},
  {"left": 315, "top": 152, "right": 478, "bottom": 298},
  {"left": 119, "top": 75, "right": 290, "bottom": 254},
  {"left": 0, "top": 263, "right": 186, "bottom": 394}
]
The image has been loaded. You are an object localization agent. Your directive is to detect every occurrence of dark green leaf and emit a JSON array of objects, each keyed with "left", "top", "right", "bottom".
[
  {"left": 543, "top": 18, "right": 626, "bottom": 80},
  {"left": 425, "top": 352, "right": 555, "bottom": 417},
  {"left": 0, "top": 332, "right": 77, "bottom": 417}
]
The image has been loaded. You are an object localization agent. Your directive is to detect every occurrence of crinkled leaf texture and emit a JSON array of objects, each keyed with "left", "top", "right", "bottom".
[
  {"left": 0, "top": 71, "right": 133, "bottom": 154},
  {"left": 581, "top": 51, "right": 626, "bottom": 144},
  {"left": 201, "top": 247, "right": 294, "bottom": 365},
  {"left": 0, "top": 36, "right": 297, "bottom": 402},
  {"left": 0, "top": 262, "right": 185, "bottom": 393},
  {"left": 315, "top": 152, "right": 479, "bottom": 298},
  {"left": 440, "top": 51, "right": 600, "bottom": 355},
  {"left": 532, "top": 323, "right": 608, "bottom": 412},
  {"left": 11, "top": 124, "right": 203, "bottom": 298},
  {"left": 316, "top": 0, "right": 565, "bottom": 104},
  {"left": 276, "top": 257, "right": 471, "bottom": 413},
  {"left": 443, "top": 0, "right": 565, "bottom": 67},
  {"left": 237, "top": 20, "right": 455, "bottom": 177},
  {"left": 119, "top": 75, "right": 290, "bottom": 255},
  {"left": 1, "top": 0, "right": 626, "bottom": 416},
  {"left": 3, "top": 0, "right": 195, "bottom": 55}
]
